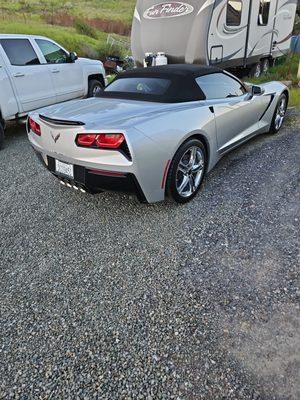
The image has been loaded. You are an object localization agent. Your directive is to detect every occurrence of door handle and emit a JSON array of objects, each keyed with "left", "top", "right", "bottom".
[
  {"left": 13, "top": 72, "right": 25, "bottom": 77},
  {"left": 51, "top": 69, "right": 60, "bottom": 73}
]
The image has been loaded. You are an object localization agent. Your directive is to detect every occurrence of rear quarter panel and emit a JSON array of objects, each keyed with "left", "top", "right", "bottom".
[
  {"left": 127, "top": 102, "right": 218, "bottom": 202},
  {"left": 134, "top": 101, "right": 218, "bottom": 171}
]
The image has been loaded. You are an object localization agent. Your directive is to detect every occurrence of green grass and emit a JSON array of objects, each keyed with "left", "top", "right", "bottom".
[
  {"left": 248, "top": 53, "right": 300, "bottom": 107},
  {"left": 0, "top": 20, "right": 129, "bottom": 59},
  {"left": 0, "top": 0, "right": 136, "bottom": 26},
  {"left": 289, "top": 87, "right": 300, "bottom": 107},
  {"left": 248, "top": 53, "right": 300, "bottom": 86}
]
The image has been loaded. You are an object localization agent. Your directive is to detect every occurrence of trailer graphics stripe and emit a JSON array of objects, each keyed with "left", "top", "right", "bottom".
[{"left": 143, "top": 2, "right": 194, "bottom": 19}]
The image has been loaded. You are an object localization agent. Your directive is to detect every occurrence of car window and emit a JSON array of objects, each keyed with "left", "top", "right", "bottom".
[
  {"left": 258, "top": 0, "right": 270, "bottom": 26},
  {"left": 35, "top": 39, "right": 69, "bottom": 64},
  {"left": 196, "top": 73, "right": 246, "bottom": 100},
  {"left": 105, "top": 77, "right": 171, "bottom": 95},
  {"left": 0, "top": 39, "right": 40, "bottom": 66},
  {"left": 226, "top": 0, "right": 242, "bottom": 26}
]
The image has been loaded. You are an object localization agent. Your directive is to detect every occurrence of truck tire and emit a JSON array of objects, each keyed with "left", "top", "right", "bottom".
[
  {"left": 87, "top": 79, "right": 104, "bottom": 97},
  {"left": 0, "top": 122, "right": 4, "bottom": 150}
]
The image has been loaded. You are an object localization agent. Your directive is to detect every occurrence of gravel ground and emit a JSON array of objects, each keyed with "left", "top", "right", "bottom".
[{"left": 0, "top": 110, "right": 299, "bottom": 399}]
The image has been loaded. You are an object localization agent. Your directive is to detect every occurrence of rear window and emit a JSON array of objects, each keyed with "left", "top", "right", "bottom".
[
  {"left": 0, "top": 39, "right": 40, "bottom": 66},
  {"left": 105, "top": 77, "right": 171, "bottom": 96}
]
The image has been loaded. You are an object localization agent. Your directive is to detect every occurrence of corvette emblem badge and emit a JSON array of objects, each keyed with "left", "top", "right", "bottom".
[{"left": 51, "top": 132, "right": 61, "bottom": 143}]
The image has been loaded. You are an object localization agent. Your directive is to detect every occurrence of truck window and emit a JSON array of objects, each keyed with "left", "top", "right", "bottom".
[
  {"left": 196, "top": 73, "right": 246, "bottom": 100},
  {"left": 258, "top": 0, "right": 270, "bottom": 25},
  {"left": 226, "top": 0, "right": 242, "bottom": 26},
  {"left": 0, "top": 39, "right": 40, "bottom": 66},
  {"left": 35, "top": 39, "right": 69, "bottom": 64}
]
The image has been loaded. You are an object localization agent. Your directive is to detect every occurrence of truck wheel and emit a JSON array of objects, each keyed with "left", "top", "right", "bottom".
[
  {"left": 249, "top": 62, "right": 262, "bottom": 78},
  {"left": 0, "top": 122, "right": 4, "bottom": 150},
  {"left": 88, "top": 79, "right": 104, "bottom": 98}
]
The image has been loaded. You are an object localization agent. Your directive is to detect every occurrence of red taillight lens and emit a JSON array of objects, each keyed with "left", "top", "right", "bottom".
[
  {"left": 95, "top": 134, "right": 124, "bottom": 149},
  {"left": 76, "top": 134, "right": 97, "bottom": 147},
  {"left": 29, "top": 117, "right": 41, "bottom": 136},
  {"left": 76, "top": 133, "right": 125, "bottom": 149}
]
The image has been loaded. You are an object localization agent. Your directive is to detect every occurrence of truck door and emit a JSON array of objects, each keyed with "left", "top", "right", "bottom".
[
  {"left": 0, "top": 38, "right": 56, "bottom": 113},
  {"left": 0, "top": 50, "right": 19, "bottom": 119},
  {"left": 196, "top": 73, "right": 268, "bottom": 153},
  {"left": 34, "top": 39, "right": 84, "bottom": 102}
]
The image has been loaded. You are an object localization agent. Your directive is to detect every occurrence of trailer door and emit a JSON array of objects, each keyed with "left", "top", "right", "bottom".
[
  {"left": 208, "top": 0, "right": 248, "bottom": 65},
  {"left": 271, "top": 0, "right": 297, "bottom": 56},
  {"left": 246, "top": 0, "right": 278, "bottom": 61}
]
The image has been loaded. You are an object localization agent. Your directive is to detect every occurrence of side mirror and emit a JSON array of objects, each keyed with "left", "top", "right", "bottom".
[
  {"left": 252, "top": 85, "right": 264, "bottom": 96},
  {"left": 69, "top": 52, "right": 78, "bottom": 63}
]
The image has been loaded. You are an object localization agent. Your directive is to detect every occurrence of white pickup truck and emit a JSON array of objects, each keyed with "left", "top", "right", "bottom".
[{"left": 0, "top": 34, "right": 107, "bottom": 149}]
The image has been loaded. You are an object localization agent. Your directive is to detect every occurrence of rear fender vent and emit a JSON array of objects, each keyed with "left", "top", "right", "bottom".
[{"left": 120, "top": 141, "right": 132, "bottom": 161}]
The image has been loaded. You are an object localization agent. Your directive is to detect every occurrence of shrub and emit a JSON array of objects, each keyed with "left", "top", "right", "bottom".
[{"left": 74, "top": 17, "right": 97, "bottom": 39}]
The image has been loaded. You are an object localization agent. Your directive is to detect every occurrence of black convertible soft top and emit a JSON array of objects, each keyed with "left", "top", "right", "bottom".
[{"left": 97, "top": 64, "right": 222, "bottom": 103}]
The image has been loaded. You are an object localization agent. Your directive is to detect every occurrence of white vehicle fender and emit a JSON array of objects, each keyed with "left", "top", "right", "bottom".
[{"left": 77, "top": 58, "right": 106, "bottom": 95}]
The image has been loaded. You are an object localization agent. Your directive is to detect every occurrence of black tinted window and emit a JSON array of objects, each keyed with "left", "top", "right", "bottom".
[
  {"left": 106, "top": 77, "right": 171, "bottom": 95},
  {"left": 226, "top": 0, "right": 242, "bottom": 26},
  {"left": 258, "top": 0, "right": 270, "bottom": 25},
  {"left": 0, "top": 39, "right": 40, "bottom": 66},
  {"left": 196, "top": 73, "right": 246, "bottom": 99},
  {"left": 36, "top": 39, "right": 68, "bottom": 64}
]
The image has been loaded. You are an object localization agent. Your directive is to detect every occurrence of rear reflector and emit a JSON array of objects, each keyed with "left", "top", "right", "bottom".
[
  {"left": 29, "top": 117, "right": 41, "bottom": 136},
  {"left": 76, "top": 133, "right": 125, "bottom": 149},
  {"left": 88, "top": 169, "right": 126, "bottom": 178}
]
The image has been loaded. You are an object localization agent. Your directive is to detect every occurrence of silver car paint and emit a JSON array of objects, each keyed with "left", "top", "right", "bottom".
[{"left": 27, "top": 81, "right": 288, "bottom": 203}]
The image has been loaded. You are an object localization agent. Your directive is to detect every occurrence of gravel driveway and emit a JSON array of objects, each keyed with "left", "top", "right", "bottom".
[{"left": 0, "top": 110, "right": 299, "bottom": 399}]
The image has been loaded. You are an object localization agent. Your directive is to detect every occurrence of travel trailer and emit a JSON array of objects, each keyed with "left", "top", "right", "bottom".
[{"left": 131, "top": 0, "right": 297, "bottom": 77}]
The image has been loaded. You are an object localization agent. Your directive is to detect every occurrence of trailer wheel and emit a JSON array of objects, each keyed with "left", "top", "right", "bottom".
[
  {"left": 262, "top": 58, "right": 270, "bottom": 74},
  {"left": 249, "top": 62, "right": 262, "bottom": 78},
  {"left": 0, "top": 121, "right": 4, "bottom": 150}
]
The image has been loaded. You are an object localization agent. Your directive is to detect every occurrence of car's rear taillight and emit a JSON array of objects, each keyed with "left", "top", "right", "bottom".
[
  {"left": 29, "top": 117, "right": 41, "bottom": 136},
  {"left": 76, "top": 133, "right": 125, "bottom": 149}
]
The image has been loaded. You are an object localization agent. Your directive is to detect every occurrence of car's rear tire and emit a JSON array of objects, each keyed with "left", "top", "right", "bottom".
[
  {"left": 0, "top": 121, "right": 4, "bottom": 150},
  {"left": 269, "top": 93, "right": 288, "bottom": 134},
  {"left": 87, "top": 79, "right": 104, "bottom": 98},
  {"left": 166, "top": 138, "right": 207, "bottom": 204}
]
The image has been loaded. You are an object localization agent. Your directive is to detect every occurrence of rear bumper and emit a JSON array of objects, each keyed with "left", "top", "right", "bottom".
[{"left": 35, "top": 152, "right": 148, "bottom": 203}]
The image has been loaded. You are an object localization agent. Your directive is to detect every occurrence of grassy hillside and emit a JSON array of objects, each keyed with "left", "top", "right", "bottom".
[
  {"left": 0, "top": 0, "right": 132, "bottom": 59},
  {"left": 0, "top": 0, "right": 136, "bottom": 27}
]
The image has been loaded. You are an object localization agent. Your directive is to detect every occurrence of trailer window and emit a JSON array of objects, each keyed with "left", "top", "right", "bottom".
[
  {"left": 226, "top": 0, "right": 242, "bottom": 26},
  {"left": 258, "top": 0, "right": 270, "bottom": 26}
]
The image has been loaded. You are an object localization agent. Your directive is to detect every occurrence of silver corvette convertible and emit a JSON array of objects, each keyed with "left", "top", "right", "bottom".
[{"left": 27, "top": 65, "right": 288, "bottom": 204}]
